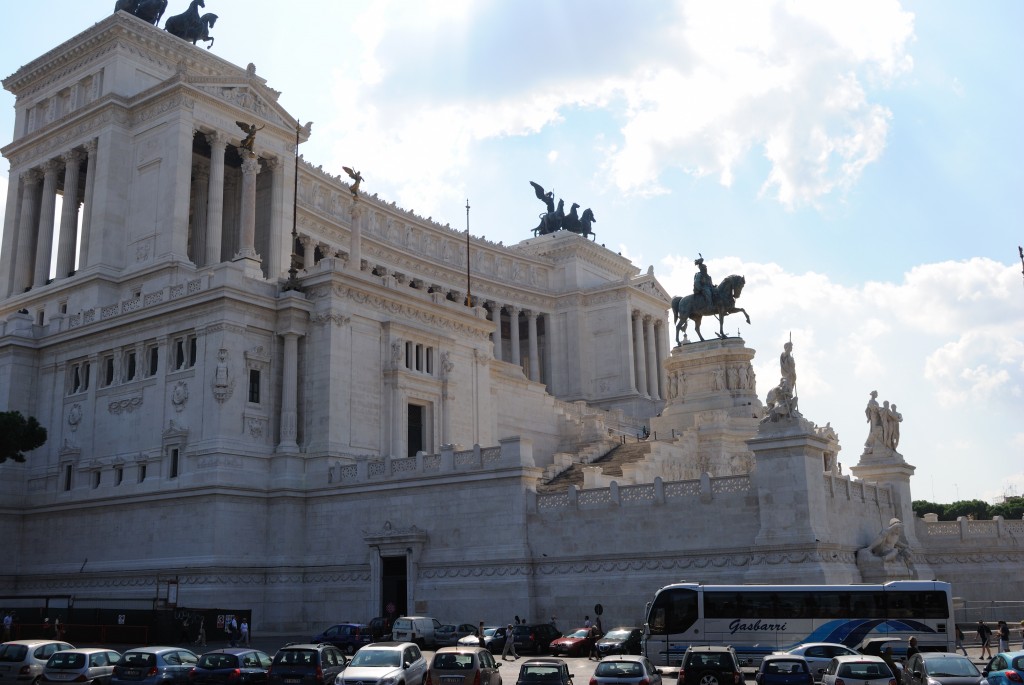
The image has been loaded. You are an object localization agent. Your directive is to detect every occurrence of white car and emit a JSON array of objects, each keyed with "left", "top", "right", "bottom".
[
  {"left": 776, "top": 644, "right": 860, "bottom": 682},
  {"left": 335, "top": 642, "right": 427, "bottom": 685},
  {"left": 821, "top": 656, "right": 895, "bottom": 685}
]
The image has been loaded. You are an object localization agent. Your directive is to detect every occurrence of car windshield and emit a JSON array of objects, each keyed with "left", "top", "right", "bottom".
[
  {"left": 122, "top": 654, "right": 157, "bottom": 667},
  {"left": 1011, "top": 657, "right": 1024, "bottom": 671},
  {"left": 350, "top": 651, "right": 401, "bottom": 668},
  {"left": 273, "top": 651, "right": 316, "bottom": 666},
  {"left": 595, "top": 662, "right": 643, "bottom": 677},
  {"left": 198, "top": 654, "right": 239, "bottom": 669},
  {"left": 0, "top": 645, "right": 29, "bottom": 662},
  {"left": 433, "top": 653, "right": 474, "bottom": 670},
  {"left": 688, "top": 654, "right": 734, "bottom": 669},
  {"left": 923, "top": 657, "right": 978, "bottom": 677},
  {"left": 393, "top": 620, "right": 411, "bottom": 631},
  {"left": 838, "top": 662, "right": 893, "bottom": 680},
  {"left": 483, "top": 629, "right": 498, "bottom": 637},
  {"left": 567, "top": 630, "right": 590, "bottom": 638},
  {"left": 520, "top": 665, "right": 563, "bottom": 681},
  {"left": 764, "top": 661, "right": 807, "bottom": 674},
  {"left": 48, "top": 653, "right": 86, "bottom": 669},
  {"left": 603, "top": 631, "right": 632, "bottom": 640}
]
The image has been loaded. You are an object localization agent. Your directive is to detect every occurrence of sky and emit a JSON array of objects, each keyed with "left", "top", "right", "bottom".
[{"left": 1, "top": 1, "right": 1022, "bottom": 505}]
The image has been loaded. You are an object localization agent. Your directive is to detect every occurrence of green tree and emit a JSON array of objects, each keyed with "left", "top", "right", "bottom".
[
  {"left": 912, "top": 500, "right": 947, "bottom": 519},
  {"left": 991, "top": 496, "right": 1024, "bottom": 520},
  {"left": 0, "top": 410, "right": 47, "bottom": 464},
  {"left": 944, "top": 499, "right": 991, "bottom": 521}
]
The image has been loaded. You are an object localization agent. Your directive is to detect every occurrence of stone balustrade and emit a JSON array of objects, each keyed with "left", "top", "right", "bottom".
[
  {"left": 920, "top": 515, "right": 1024, "bottom": 540},
  {"left": 533, "top": 472, "right": 752, "bottom": 512},
  {"left": 328, "top": 439, "right": 524, "bottom": 485}
]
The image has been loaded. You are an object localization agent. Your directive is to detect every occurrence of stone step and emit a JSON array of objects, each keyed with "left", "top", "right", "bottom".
[{"left": 536, "top": 440, "right": 652, "bottom": 493}]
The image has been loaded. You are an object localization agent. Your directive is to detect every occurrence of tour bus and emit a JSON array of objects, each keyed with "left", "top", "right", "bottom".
[{"left": 643, "top": 580, "right": 954, "bottom": 666}]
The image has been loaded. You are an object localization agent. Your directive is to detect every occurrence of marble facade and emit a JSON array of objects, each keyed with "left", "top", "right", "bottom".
[{"left": 1, "top": 13, "right": 1021, "bottom": 635}]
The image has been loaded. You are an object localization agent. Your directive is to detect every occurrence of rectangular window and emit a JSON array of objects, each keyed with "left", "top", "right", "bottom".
[
  {"left": 189, "top": 336, "right": 197, "bottom": 367},
  {"left": 103, "top": 355, "right": 115, "bottom": 386},
  {"left": 248, "top": 369, "right": 261, "bottom": 403},
  {"left": 148, "top": 345, "right": 159, "bottom": 376},
  {"left": 124, "top": 351, "right": 137, "bottom": 381},
  {"left": 81, "top": 362, "right": 90, "bottom": 391},
  {"left": 114, "top": 467, "right": 123, "bottom": 486},
  {"left": 92, "top": 471, "right": 101, "bottom": 489},
  {"left": 138, "top": 464, "right": 147, "bottom": 483},
  {"left": 426, "top": 347, "right": 434, "bottom": 375},
  {"left": 173, "top": 334, "right": 197, "bottom": 370},
  {"left": 169, "top": 448, "right": 179, "bottom": 479},
  {"left": 175, "top": 339, "right": 186, "bottom": 370},
  {"left": 63, "top": 464, "right": 73, "bottom": 491},
  {"left": 71, "top": 365, "right": 82, "bottom": 394}
]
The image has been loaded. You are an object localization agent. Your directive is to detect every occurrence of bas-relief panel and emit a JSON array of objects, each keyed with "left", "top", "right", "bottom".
[{"left": 350, "top": 327, "right": 382, "bottom": 451}]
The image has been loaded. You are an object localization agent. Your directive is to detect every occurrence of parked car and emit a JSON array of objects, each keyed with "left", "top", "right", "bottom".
[
  {"left": 511, "top": 626, "right": 562, "bottom": 656},
  {"left": 678, "top": 646, "right": 743, "bottom": 685},
  {"left": 310, "top": 625, "right": 372, "bottom": 656},
  {"left": 367, "top": 619, "right": 393, "bottom": 644},
  {"left": 426, "top": 647, "right": 500, "bottom": 685},
  {"left": 336, "top": 642, "right": 426, "bottom": 685},
  {"left": 903, "top": 652, "right": 982, "bottom": 685},
  {"left": 391, "top": 618, "right": 443, "bottom": 650},
  {"left": 267, "top": 644, "right": 347, "bottom": 685},
  {"left": 111, "top": 648, "right": 198, "bottom": 685},
  {"left": 435, "top": 626, "right": 479, "bottom": 649},
  {"left": 42, "top": 649, "right": 121, "bottom": 685},
  {"left": 513, "top": 659, "right": 573, "bottom": 685},
  {"left": 982, "top": 651, "right": 1024, "bottom": 685},
  {"left": 188, "top": 649, "right": 272, "bottom": 685},
  {"left": 820, "top": 656, "right": 895, "bottom": 685},
  {"left": 549, "top": 630, "right": 596, "bottom": 659},
  {"left": 589, "top": 655, "right": 662, "bottom": 685},
  {"left": 0, "top": 640, "right": 76, "bottom": 685},
  {"left": 754, "top": 655, "right": 813, "bottom": 685},
  {"left": 458, "top": 628, "right": 507, "bottom": 653},
  {"left": 594, "top": 629, "right": 642, "bottom": 658},
  {"left": 774, "top": 645, "right": 860, "bottom": 682}
]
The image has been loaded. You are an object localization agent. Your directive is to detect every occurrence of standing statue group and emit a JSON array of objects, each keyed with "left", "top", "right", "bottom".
[
  {"left": 864, "top": 390, "right": 903, "bottom": 454},
  {"left": 114, "top": 0, "right": 218, "bottom": 48},
  {"left": 529, "top": 182, "right": 596, "bottom": 239},
  {"left": 671, "top": 256, "right": 750, "bottom": 343},
  {"left": 762, "top": 341, "right": 801, "bottom": 424}
]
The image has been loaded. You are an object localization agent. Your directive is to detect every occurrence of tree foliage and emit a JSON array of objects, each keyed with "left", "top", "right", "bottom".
[
  {"left": 912, "top": 497, "right": 1023, "bottom": 521},
  {"left": 0, "top": 411, "right": 47, "bottom": 464}
]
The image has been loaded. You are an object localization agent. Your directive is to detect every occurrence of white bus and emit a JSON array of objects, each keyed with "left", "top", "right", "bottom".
[{"left": 643, "top": 580, "right": 954, "bottom": 666}]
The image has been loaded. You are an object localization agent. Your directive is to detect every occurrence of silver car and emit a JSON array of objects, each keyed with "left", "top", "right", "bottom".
[
  {"left": 0, "top": 640, "right": 76, "bottom": 685},
  {"left": 904, "top": 653, "right": 983, "bottom": 685},
  {"left": 42, "top": 649, "right": 122, "bottom": 685},
  {"left": 821, "top": 656, "right": 895, "bottom": 685}
]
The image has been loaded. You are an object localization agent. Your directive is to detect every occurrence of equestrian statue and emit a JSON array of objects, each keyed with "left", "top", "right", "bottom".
[
  {"left": 671, "top": 256, "right": 750, "bottom": 343},
  {"left": 113, "top": 0, "right": 168, "bottom": 25},
  {"left": 530, "top": 181, "right": 596, "bottom": 240},
  {"left": 165, "top": 0, "right": 219, "bottom": 49}
]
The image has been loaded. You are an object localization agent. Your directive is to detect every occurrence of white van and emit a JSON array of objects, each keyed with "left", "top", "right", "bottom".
[{"left": 391, "top": 616, "right": 443, "bottom": 648}]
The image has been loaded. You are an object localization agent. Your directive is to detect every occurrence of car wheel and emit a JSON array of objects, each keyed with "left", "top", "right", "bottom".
[{"left": 697, "top": 672, "right": 721, "bottom": 685}]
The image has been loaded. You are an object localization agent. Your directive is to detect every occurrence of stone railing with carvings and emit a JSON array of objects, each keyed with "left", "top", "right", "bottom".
[
  {"left": 68, "top": 278, "right": 205, "bottom": 330},
  {"left": 533, "top": 472, "right": 752, "bottom": 513},
  {"left": 328, "top": 440, "right": 513, "bottom": 485},
  {"left": 918, "top": 515, "right": 1024, "bottom": 541},
  {"left": 823, "top": 473, "right": 893, "bottom": 506}
]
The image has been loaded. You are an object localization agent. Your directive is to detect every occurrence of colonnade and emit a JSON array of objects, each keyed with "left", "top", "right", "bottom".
[
  {"left": 632, "top": 310, "right": 666, "bottom": 401},
  {"left": 490, "top": 302, "right": 547, "bottom": 383},
  {"left": 2, "top": 139, "right": 97, "bottom": 298}
]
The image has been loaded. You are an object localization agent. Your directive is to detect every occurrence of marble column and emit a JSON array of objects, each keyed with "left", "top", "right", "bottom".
[
  {"left": 348, "top": 199, "right": 363, "bottom": 270},
  {"left": 78, "top": 139, "right": 97, "bottom": 269},
  {"left": 32, "top": 160, "right": 60, "bottom": 287},
  {"left": 655, "top": 321, "right": 668, "bottom": 400},
  {"left": 54, "top": 150, "right": 82, "bottom": 279},
  {"left": 509, "top": 306, "right": 521, "bottom": 371},
  {"left": 491, "top": 302, "right": 503, "bottom": 361},
  {"left": 645, "top": 315, "right": 659, "bottom": 400},
  {"left": 205, "top": 131, "right": 227, "bottom": 266},
  {"left": 267, "top": 156, "right": 285, "bottom": 278},
  {"left": 633, "top": 311, "right": 648, "bottom": 397},
  {"left": 277, "top": 332, "right": 300, "bottom": 452},
  {"left": 233, "top": 152, "right": 261, "bottom": 273},
  {"left": 527, "top": 310, "right": 540, "bottom": 382},
  {"left": 189, "top": 167, "right": 209, "bottom": 266},
  {"left": 11, "top": 169, "right": 42, "bottom": 295}
]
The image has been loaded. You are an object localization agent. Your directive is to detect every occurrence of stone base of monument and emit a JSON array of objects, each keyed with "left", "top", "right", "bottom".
[{"left": 855, "top": 547, "right": 918, "bottom": 581}]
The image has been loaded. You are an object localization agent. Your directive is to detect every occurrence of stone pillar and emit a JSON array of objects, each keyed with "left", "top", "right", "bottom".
[
  {"left": 348, "top": 199, "right": 362, "bottom": 270},
  {"left": 645, "top": 315, "right": 659, "bottom": 400},
  {"left": 277, "top": 331, "right": 300, "bottom": 453},
  {"left": 632, "top": 311, "right": 648, "bottom": 397},
  {"left": 267, "top": 156, "right": 286, "bottom": 278},
  {"left": 33, "top": 160, "right": 60, "bottom": 287},
  {"left": 491, "top": 302, "right": 503, "bottom": 361},
  {"left": 509, "top": 306, "right": 521, "bottom": 371},
  {"left": 205, "top": 131, "right": 227, "bottom": 266},
  {"left": 527, "top": 310, "right": 540, "bottom": 382},
  {"left": 189, "top": 167, "right": 209, "bottom": 266},
  {"left": 54, "top": 150, "right": 82, "bottom": 279},
  {"left": 78, "top": 139, "right": 97, "bottom": 269},
  {"left": 655, "top": 321, "right": 668, "bottom": 401},
  {"left": 11, "top": 169, "right": 42, "bottom": 295},
  {"left": 233, "top": 152, "right": 262, "bottom": 274}
]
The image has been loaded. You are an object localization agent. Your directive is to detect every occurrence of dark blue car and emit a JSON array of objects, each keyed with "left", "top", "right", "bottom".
[{"left": 310, "top": 625, "right": 372, "bottom": 655}]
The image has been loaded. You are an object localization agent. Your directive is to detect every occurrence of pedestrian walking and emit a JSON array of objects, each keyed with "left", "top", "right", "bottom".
[
  {"left": 195, "top": 618, "right": 207, "bottom": 647},
  {"left": 997, "top": 621, "right": 1009, "bottom": 652},
  {"left": 501, "top": 624, "right": 518, "bottom": 661},
  {"left": 977, "top": 621, "right": 993, "bottom": 659},
  {"left": 954, "top": 625, "right": 967, "bottom": 656},
  {"left": 584, "top": 615, "right": 591, "bottom": 629},
  {"left": 240, "top": 620, "right": 249, "bottom": 647},
  {"left": 2, "top": 612, "right": 12, "bottom": 641},
  {"left": 905, "top": 637, "right": 919, "bottom": 662}
]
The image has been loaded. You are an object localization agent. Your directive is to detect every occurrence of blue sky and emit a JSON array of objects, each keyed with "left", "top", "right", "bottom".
[{"left": 1, "top": 1, "right": 1022, "bottom": 504}]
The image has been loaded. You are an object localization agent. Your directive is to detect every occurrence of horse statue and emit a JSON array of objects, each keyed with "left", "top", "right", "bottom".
[
  {"left": 192, "top": 13, "right": 218, "bottom": 48},
  {"left": 165, "top": 0, "right": 206, "bottom": 43},
  {"left": 114, "top": 0, "right": 167, "bottom": 24},
  {"left": 533, "top": 198, "right": 564, "bottom": 236},
  {"left": 578, "top": 208, "right": 596, "bottom": 239},
  {"left": 562, "top": 203, "right": 581, "bottom": 233},
  {"left": 671, "top": 274, "right": 750, "bottom": 343}
]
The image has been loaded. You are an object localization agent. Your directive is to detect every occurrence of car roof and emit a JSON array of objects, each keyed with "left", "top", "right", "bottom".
[
  {"left": 204, "top": 648, "right": 258, "bottom": 655},
  {"left": 599, "top": 655, "right": 645, "bottom": 663},
  {"left": 436, "top": 646, "right": 487, "bottom": 654},
  {"left": 764, "top": 655, "right": 808, "bottom": 662},
  {"left": 280, "top": 644, "right": 326, "bottom": 650},
  {"left": 521, "top": 658, "right": 567, "bottom": 665},
  {"left": 361, "top": 642, "right": 415, "bottom": 649},
  {"left": 3, "top": 640, "right": 72, "bottom": 647},
  {"left": 793, "top": 643, "right": 851, "bottom": 649},
  {"left": 50, "top": 648, "right": 115, "bottom": 654},
  {"left": 917, "top": 652, "right": 970, "bottom": 660},
  {"left": 688, "top": 646, "right": 736, "bottom": 652},
  {"left": 125, "top": 647, "right": 193, "bottom": 654},
  {"left": 832, "top": 655, "right": 886, "bottom": 663}
]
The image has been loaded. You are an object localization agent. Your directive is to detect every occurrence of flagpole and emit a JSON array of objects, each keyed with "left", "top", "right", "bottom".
[{"left": 465, "top": 198, "right": 472, "bottom": 307}]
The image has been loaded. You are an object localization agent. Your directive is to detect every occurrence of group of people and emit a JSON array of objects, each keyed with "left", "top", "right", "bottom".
[{"left": 975, "top": 619, "right": 1023, "bottom": 658}]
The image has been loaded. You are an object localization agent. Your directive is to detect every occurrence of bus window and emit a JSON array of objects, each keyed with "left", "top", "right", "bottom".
[
  {"left": 649, "top": 588, "right": 699, "bottom": 634},
  {"left": 887, "top": 591, "right": 949, "bottom": 619}
]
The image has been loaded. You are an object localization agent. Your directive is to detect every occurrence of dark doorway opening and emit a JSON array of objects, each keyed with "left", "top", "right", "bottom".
[
  {"left": 381, "top": 556, "right": 408, "bottom": 619},
  {"left": 407, "top": 404, "right": 424, "bottom": 457}
]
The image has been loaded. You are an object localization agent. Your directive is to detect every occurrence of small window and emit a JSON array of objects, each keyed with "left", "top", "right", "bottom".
[
  {"left": 63, "top": 464, "right": 73, "bottom": 491},
  {"left": 248, "top": 369, "right": 261, "bottom": 403},
  {"left": 59, "top": 302, "right": 68, "bottom": 314},
  {"left": 148, "top": 345, "right": 159, "bottom": 376},
  {"left": 103, "top": 355, "right": 115, "bottom": 386},
  {"left": 175, "top": 339, "right": 186, "bottom": 369},
  {"left": 169, "top": 448, "right": 179, "bottom": 479},
  {"left": 138, "top": 464, "right": 147, "bottom": 483},
  {"left": 92, "top": 471, "right": 101, "bottom": 489},
  {"left": 124, "top": 351, "right": 137, "bottom": 381},
  {"left": 114, "top": 467, "right": 123, "bottom": 486},
  {"left": 36, "top": 309, "right": 44, "bottom": 325}
]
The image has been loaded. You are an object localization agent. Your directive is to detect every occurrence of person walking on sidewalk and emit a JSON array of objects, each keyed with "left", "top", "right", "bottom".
[
  {"left": 997, "top": 621, "right": 1009, "bottom": 652},
  {"left": 954, "top": 626, "right": 967, "bottom": 656},
  {"left": 977, "top": 621, "right": 993, "bottom": 659},
  {"left": 501, "top": 624, "right": 518, "bottom": 661}
]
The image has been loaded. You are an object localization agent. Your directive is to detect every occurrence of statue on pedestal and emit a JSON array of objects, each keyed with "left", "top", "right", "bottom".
[
  {"left": 671, "top": 257, "right": 750, "bottom": 343},
  {"left": 864, "top": 391, "right": 902, "bottom": 455},
  {"left": 761, "top": 377, "right": 800, "bottom": 423},
  {"left": 114, "top": 0, "right": 168, "bottom": 25},
  {"left": 528, "top": 182, "right": 596, "bottom": 239}
]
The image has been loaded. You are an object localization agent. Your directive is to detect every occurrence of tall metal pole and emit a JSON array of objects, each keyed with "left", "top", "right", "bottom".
[
  {"left": 283, "top": 119, "right": 303, "bottom": 291},
  {"left": 465, "top": 198, "right": 472, "bottom": 307}
]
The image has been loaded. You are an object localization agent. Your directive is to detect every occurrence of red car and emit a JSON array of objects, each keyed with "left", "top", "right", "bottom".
[{"left": 548, "top": 628, "right": 597, "bottom": 657}]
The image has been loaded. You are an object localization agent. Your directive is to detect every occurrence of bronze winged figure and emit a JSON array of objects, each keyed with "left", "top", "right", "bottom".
[
  {"left": 236, "top": 121, "right": 264, "bottom": 152},
  {"left": 343, "top": 166, "right": 364, "bottom": 197}
]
